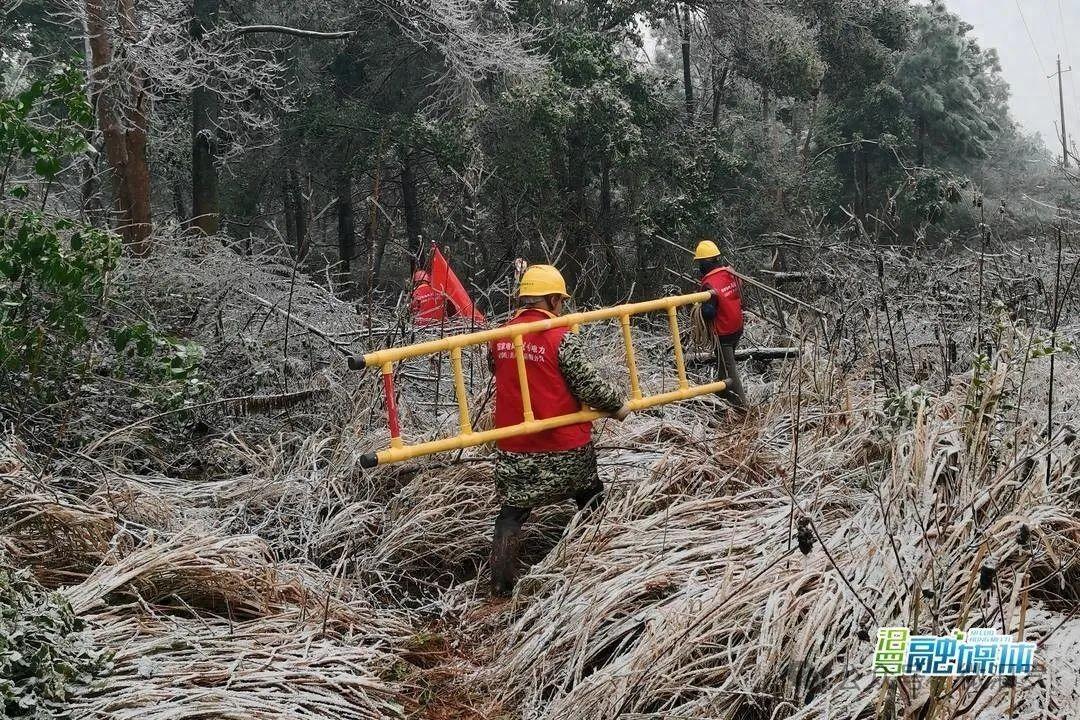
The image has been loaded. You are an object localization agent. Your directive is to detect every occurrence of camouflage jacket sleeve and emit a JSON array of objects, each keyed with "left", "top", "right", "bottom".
[{"left": 557, "top": 331, "right": 625, "bottom": 413}]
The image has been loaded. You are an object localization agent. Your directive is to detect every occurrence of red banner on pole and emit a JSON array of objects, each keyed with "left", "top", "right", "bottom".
[{"left": 430, "top": 246, "right": 485, "bottom": 325}]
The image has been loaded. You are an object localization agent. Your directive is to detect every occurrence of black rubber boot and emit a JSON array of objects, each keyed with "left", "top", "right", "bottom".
[
  {"left": 715, "top": 342, "right": 748, "bottom": 410},
  {"left": 490, "top": 505, "right": 530, "bottom": 597},
  {"left": 573, "top": 479, "right": 604, "bottom": 514}
]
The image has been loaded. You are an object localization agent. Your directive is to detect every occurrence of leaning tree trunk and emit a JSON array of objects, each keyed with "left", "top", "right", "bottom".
[
  {"left": 85, "top": 0, "right": 152, "bottom": 255},
  {"left": 190, "top": 0, "right": 221, "bottom": 235}
]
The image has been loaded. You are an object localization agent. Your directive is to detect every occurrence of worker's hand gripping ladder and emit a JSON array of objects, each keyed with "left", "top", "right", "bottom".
[{"left": 348, "top": 291, "right": 727, "bottom": 467}]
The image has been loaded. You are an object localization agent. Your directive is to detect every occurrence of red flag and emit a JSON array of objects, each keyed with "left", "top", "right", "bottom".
[{"left": 430, "top": 246, "right": 486, "bottom": 325}]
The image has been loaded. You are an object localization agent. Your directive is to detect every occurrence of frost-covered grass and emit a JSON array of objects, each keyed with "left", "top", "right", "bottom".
[{"left": 4, "top": 237, "right": 1080, "bottom": 719}]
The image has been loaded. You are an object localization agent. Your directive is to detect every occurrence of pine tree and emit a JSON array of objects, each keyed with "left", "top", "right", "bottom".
[{"left": 895, "top": 0, "right": 998, "bottom": 166}]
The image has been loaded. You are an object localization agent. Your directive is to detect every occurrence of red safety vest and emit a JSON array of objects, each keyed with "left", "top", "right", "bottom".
[
  {"left": 490, "top": 308, "right": 591, "bottom": 453},
  {"left": 701, "top": 267, "right": 744, "bottom": 336},
  {"left": 410, "top": 282, "right": 446, "bottom": 324}
]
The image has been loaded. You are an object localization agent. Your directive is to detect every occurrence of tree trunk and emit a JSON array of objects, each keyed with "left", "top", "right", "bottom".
[
  {"left": 118, "top": 0, "right": 152, "bottom": 254},
  {"left": 79, "top": 22, "right": 106, "bottom": 228},
  {"left": 861, "top": 144, "right": 871, "bottom": 212},
  {"left": 282, "top": 170, "right": 297, "bottom": 249},
  {"left": 800, "top": 91, "right": 818, "bottom": 172},
  {"left": 917, "top": 116, "right": 926, "bottom": 166},
  {"left": 599, "top": 154, "right": 618, "bottom": 297},
  {"left": 789, "top": 103, "right": 802, "bottom": 157},
  {"left": 562, "top": 129, "right": 589, "bottom": 295},
  {"left": 366, "top": 156, "right": 385, "bottom": 290},
  {"left": 400, "top": 145, "right": 422, "bottom": 265},
  {"left": 762, "top": 90, "right": 782, "bottom": 205},
  {"left": 372, "top": 220, "right": 388, "bottom": 287},
  {"left": 853, "top": 148, "right": 864, "bottom": 218},
  {"left": 680, "top": 4, "right": 694, "bottom": 117},
  {"left": 290, "top": 167, "right": 308, "bottom": 257},
  {"left": 190, "top": 0, "right": 221, "bottom": 236},
  {"left": 80, "top": 151, "right": 105, "bottom": 227},
  {"left": 599, "top": 155, "right": 611, "bottom": 244},
  {"left": 172, "top": 177, "right": 187, "bottom": 224},
  {"left": 711, "top": 64, "right": 728, "bottom": 127},
  {"left": 85, "top": 0, "right": 151, "bottom": 255},
  {"left": 627, "top": 173, "right": 648, "bottom": 297},
  {"left": 336, "top": 163, "right": 355, "bottom": 290}
]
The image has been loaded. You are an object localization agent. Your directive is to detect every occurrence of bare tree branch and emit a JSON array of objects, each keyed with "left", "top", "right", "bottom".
[{"left": 232, "top": 24, "right": 354, "bottom": 40}]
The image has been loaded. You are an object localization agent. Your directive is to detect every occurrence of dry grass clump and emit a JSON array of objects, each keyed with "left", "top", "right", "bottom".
[
  {"left": 0, "top": 475, "right": 121, "bottom": 586},
  {"left": 75, "top": 608, "right": 405, "bottom": 720},
  {"left": 364, "top": 464, "right": 497, "bottom": 595},
  {"left": 2, "top": 465, "right": 416, "bottom": 719},
  {"left": 62, "top": 532, "right": 372, "bottom": 625}
]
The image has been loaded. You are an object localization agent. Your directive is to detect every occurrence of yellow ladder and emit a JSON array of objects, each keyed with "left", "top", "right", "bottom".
[{"left": 350, "top": 291, "right": 726, "bottom": 466}]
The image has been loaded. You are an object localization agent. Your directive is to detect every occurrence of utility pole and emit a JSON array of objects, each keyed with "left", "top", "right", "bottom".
[{"left": 1049, "top": 55, "right": 1072, "bottom": 168}]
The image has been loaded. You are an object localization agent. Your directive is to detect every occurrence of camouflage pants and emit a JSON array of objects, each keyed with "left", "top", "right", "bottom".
[
  {"left": 493, "top": 443, "right": 601, "bottom": 509},
  {"left": 715, "top": 338, "right": 747, "bottom": 408}
]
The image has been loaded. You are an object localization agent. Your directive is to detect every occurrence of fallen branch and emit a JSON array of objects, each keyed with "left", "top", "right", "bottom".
[
  {"left": 238, "top": 289, "right": 353, "bottom": 355},
  {"left": 757, "top": 270, "right": 823, "bottom": 284},
  {"left": 685, "top": 348, "right": 801, "bottom": 365},
  {"left": 730, "top": 269, "right": 831, "bottom": 318},
  {"left": 82, "top": 385, "right": 340, "bottom": 454}
]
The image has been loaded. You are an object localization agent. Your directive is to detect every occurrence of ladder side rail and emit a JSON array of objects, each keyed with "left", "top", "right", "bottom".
[
  {"left": 371, "top": 378, "right": 728, "bottom": 465},
  {"left": 359, "top": 291, "right": 711, "bottom": 368}
]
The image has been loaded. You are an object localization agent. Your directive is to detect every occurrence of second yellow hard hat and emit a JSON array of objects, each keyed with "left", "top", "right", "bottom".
[
  {"left": 693, "top": 239, "right": 721, "bottom": 260},
  {"left": 518, "top": 264, "right": 570, "bottom": 298}
]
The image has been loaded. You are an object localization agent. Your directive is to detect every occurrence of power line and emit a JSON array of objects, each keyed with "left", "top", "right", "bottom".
[
  {"left": 1014, "top": 0, "right": 1064, "bottom": 141},
  {"left": 1015, "top": 0, "right": 1047, "bottom": 76}
]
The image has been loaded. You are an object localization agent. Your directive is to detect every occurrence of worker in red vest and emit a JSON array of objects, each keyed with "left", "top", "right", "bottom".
[
  {"left": 694, "top": 239, "right": 747, "bottom": 409},
  {"left": 487, "top": 264, "right": 631, "bottom": 597},
  {"left": 409, "top": 270, "right": 452, "bottom": 324}
]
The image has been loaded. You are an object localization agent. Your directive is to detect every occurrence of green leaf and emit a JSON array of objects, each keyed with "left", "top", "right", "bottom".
[
  {"left": 34, "top": 156, "right": 61, "bottom": 178},
  {"left": 112, "top": 328, "right": 132, "bottom": 353}
]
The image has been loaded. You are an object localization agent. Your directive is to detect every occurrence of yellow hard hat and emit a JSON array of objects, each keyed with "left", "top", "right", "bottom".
[
  {"left": 693, "top": 239, "right": 721, "bottom": 260},
  {"left": 518, "top": 264, "right": 570, "bottom": 298}
]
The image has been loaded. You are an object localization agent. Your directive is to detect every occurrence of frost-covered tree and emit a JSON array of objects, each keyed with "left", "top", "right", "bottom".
[{"left": 895, "top": 0, "right": 1000, "bottom": 165}]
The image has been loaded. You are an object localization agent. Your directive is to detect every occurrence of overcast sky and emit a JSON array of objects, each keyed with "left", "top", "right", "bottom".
[{"left": 946, "top": 0, "right": 1078, "bottom": 156}]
